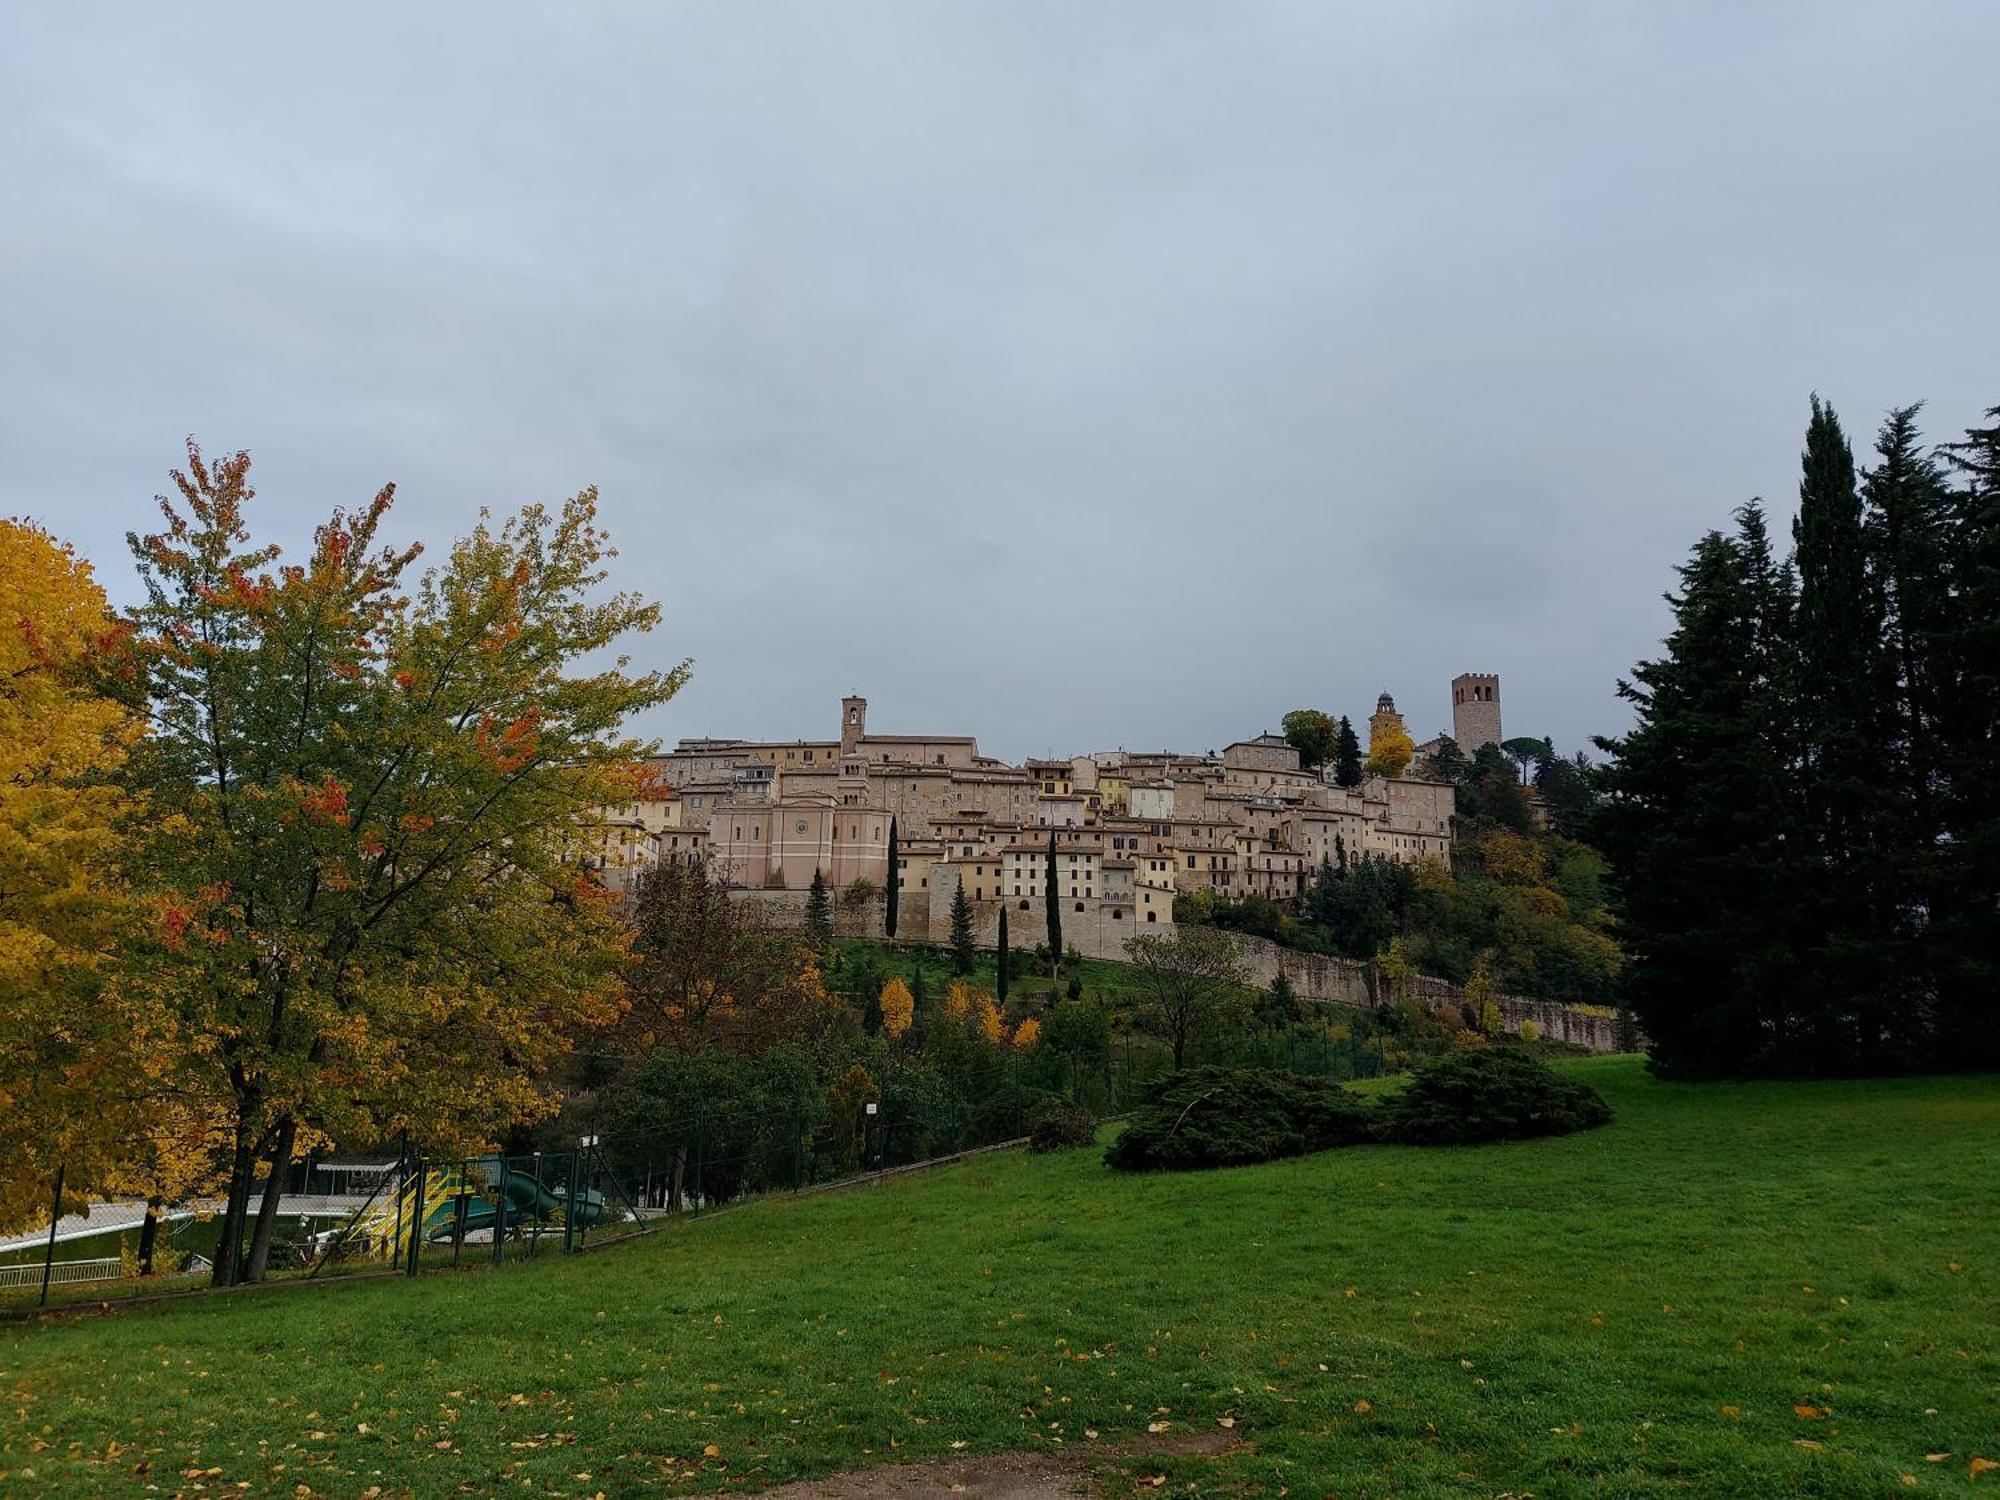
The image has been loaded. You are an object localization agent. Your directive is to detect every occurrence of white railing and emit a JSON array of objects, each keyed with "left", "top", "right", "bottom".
[{"left": 0, "top": 1257, "right": 124, "bottom": 1289}]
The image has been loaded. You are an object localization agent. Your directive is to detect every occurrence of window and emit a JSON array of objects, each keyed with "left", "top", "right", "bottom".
[
  {"left": 1074, "top": 901, "right": 1084, "bottom": 912},
  {"left": 1147, "top": 910, "right": 1157, "bottom": 923}
]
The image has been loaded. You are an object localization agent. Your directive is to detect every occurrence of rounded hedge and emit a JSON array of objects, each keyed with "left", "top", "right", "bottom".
[
  {"left": 1104, "top": 1066, "right": 1375, "bottom": 1171},
  {"left": 1104, "top": 1049, "right": 1611, "bottom": 1172},
  {"left": 1027, "top": 1099, "right": 1098, "bottom": 1153},
  {"left": 1375, "top": 1046, "right": 1612, "bottom": 1144}
]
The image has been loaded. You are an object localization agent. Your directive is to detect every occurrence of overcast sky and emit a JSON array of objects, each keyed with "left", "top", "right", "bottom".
[{"left": 4, "top": 4, "right": 1994, "bottom": 761}]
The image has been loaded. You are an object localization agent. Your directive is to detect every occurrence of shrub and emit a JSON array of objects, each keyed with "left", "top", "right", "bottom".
[
  {"left": 1105, "top": 1066, "right": 1374, "bottom": 1171},
  {"left": 1375, "top": 1046, "right": 1611, "bottom": 1145},
  {"left": 1027, "top": 1099, "right": 1097, "bottom": 1153}
]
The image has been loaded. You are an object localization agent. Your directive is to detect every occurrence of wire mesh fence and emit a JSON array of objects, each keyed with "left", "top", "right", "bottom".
[{"left": 4, "top": 1021, "right": 1391, "bottom": 1307}]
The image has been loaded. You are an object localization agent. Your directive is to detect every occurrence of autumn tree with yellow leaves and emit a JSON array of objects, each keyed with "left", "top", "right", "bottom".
[
  {"left": 119, "top": 443, "right": 685, "bottom": 1284},
  {"left": 0, "top": 523, "right": 171, "bottom": 1231},
  {"left": 877, "top": 977, "right": 914, "bottom": 1041}
]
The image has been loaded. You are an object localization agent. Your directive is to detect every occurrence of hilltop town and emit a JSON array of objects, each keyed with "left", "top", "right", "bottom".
[{"left": 595, "top": 674, "right": 1509, "bottom": 955}]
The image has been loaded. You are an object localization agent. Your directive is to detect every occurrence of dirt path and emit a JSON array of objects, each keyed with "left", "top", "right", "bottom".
[{"left": 753, "top": 1430, "right": 1240, "bottom": 1499}]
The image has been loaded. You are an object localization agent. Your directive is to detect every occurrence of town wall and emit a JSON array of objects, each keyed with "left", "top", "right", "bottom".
[
  {"left": 728, "top": 879, "right": 1628, "bottom": 1054},
  {"left": 1234, "top": 935, "right": 1626, "bottom": 1053}
]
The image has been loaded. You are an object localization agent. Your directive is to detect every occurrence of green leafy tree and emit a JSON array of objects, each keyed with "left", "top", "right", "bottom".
[
  {"left": 1500, "top": 736, "right": 1553, "bottom": 786},
  {"left": 1417, "top": 734, "right": 1469, "bottom": 784},
  {"left": 1256, "top": 971, "right": 1303, "bottom": 1032},
  {"left": 1281, "top": 708, "right": 1337, "bottom": 770},
  {"left": 1333, "top": 716, "right": 1363, "bottom": 787},
  {"left": 121, "top": 442, "right": 682, "bottom": 1282},
  {"left": 1123, "top": 925, "right": 1249, "bottom": 1069}
]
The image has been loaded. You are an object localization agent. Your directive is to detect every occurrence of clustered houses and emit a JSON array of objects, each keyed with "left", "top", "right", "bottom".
[{"left": 593, "top": 682, "right": 1495, "bottom": 947}]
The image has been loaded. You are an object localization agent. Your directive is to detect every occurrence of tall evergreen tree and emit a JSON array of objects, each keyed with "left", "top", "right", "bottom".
[
  {"left": 884, "top": 817, "right": 900, "bottom": 940},
  {"left": 949, "top": 881, "right": 976, "bottom": 975},
  {"left": 1045, "top": 827, "right": 1062, "bottom": 965},
  {"left": 1937, "top": 407, "right": 2000, "bottom": 1066},
  {"left": 996, "top": 905, "right": 1010, "bottom": 1009},
  {"left": 1596, "top": 509, "right": 1802, "bottom": 1076},
  {"left": 803, "top": 867, "right": 834, "bottom": 953},
  {"left": 1858, "top": 405, "right": 1957, "bottom": 1042},
  {"left": 1792, "top": 396, "right": 1907, "bottom": 1068},
  {"left": 1333, "top": 716, "right": 1363, "bottom": 788}
]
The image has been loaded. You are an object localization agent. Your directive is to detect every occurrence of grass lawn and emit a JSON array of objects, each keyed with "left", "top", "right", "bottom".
[{"left": 3, "top": 1057, "right": 1995, "bottom": 1496}]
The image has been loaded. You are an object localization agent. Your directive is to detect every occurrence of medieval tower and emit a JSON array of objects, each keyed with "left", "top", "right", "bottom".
[
  {"left": 1451, "top": 672, "right": 1502, "bottom": 752},
  {"left": 1368, "top": 690, "right": 1406, "bottom": 749}
]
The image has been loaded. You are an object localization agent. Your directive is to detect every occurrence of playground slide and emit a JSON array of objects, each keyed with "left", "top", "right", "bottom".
[
  {"left": 344, "top": 1156, "right": 608, "bottom": 1258},
  {"left": 433, "top": 1156, "right": 607, "bottom": 1241}
]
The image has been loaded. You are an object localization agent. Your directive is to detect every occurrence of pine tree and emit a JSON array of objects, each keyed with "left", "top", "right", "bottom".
[
  {"left": 1045, "top": 827, "right": 1062, "bottom": 966},
  {"left": 804, "top": 867, "right": 834, "bottom": 953},
  {"left": 1333, "top": 716, "right": 1363, "bottom": 787},
  {"left": 949, "top": 881, "right": 976, "bottom": 975},
  {"left": 1595, "top": 510, "right": 1802, "bottom": 1076},
  {"left": 996, "top": 905, "right": 1010, "bottom": 1009},
  {"left": 884, "top": 817, "right": 900, "bottom": 940}
]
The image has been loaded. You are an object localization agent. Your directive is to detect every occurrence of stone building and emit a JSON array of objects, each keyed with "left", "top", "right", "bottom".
[
  {"left": 594, "top": 688, "right": 1472, "bottom": 944},
  {"left": 1451, "top": 672, "right": 1503, "bottom": 752}
]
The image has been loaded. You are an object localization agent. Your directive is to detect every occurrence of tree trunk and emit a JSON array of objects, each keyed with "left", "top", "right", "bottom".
[
  {"left": 243, "top": 1118, "right": 297, "bottom": 1283},
  {"left": 211, "top": 1131, "right": 255, "bottom": 1288}
]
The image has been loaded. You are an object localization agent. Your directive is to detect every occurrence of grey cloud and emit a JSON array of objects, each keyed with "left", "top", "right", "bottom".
[{"left": 4, "top": 1, "right": 1994, "bottom": 760}]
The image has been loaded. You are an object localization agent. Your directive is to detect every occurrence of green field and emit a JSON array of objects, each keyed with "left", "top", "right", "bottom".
[{"left": 3, "top": 1058, "right": 1994, "bottom": 1496}]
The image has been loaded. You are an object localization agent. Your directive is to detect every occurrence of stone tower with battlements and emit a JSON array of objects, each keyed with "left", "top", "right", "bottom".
[{"left": 1451, "top": 673, "right": 1502, "bottom": 753}]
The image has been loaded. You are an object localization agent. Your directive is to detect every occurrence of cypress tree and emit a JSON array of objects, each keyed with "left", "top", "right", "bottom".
[
  {"left": 1333, "top": 716, "right": 1363, "bottom": 788},
  {"left": 949, "top": 881, "right": 976, "bottom": 975},
  {"left": 1045, "top": 827, "right": 1062, "bottom": 967},
  {"left": 884, "top": 817, "right": 899, "bottom": 940},
  {"left": 997, "top": 905, "right": 1010, "bottom": 1009},
  {"left": 804, "top": 867, "right": 834, "bottom": 953}
]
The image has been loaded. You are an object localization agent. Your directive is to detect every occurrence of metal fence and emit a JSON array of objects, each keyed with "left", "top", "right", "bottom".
[{"left": 5, "top": 1022, "right": 1393, "bottom": 1306}]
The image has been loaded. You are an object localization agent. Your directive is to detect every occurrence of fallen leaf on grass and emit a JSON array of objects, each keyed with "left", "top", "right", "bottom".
[
  {"left": 1720, "top": 1406, "right": 1741, "bottom": 1420},
  {"left": 1147, "top": 1421, "right": 1171, "bottom": 1433},
  {"left": 702, "top": 1445, "right": 721, "bottom": 1458},
  {"left": 1353, "top": 1400, "right": 1371, "bottom": 1415},
  {"left": 1972, "top": 1457, "right": 1998, "bottom": 1479},
  {"left": 1218, "top": 1416, "right": 1235, "bottom": 1428},
  {"left": 1795, "top": 1405, "right": 1824, "bottom": 1420}
]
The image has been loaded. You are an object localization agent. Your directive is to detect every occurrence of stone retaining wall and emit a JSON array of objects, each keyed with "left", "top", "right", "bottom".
[{"left": 726, "top": 890, "right": 1629, "bottom": 1055}]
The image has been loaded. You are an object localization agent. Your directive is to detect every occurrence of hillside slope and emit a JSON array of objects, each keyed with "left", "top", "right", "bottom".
[{"left": 3, "top": 1059, "right": 1995, "bottom": 1496}]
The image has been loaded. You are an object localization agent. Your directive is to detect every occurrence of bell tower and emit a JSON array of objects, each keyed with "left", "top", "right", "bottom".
[
  {"left": 1451, "top": 673, "right": 1502, "bottom": 752},
  {"left": 840, "top": 695, "right": 867, "bottom": 756}
]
